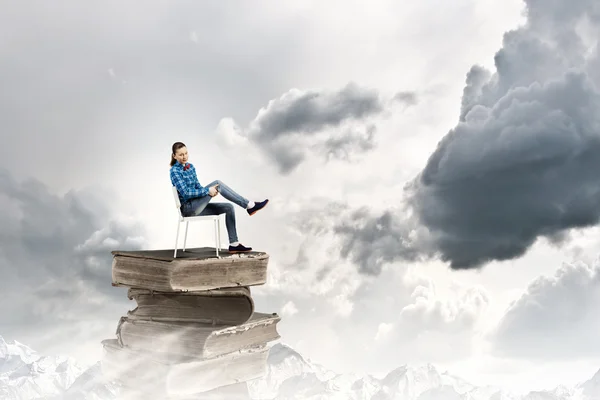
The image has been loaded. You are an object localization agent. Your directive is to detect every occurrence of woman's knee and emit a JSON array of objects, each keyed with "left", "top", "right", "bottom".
[{"left": 224, "top": 203, "right": 234, "bottom": 213}]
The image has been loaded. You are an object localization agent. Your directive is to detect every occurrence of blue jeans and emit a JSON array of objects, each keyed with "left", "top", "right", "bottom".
[{"left": 180, "top": 180, "right": 249, "bottom": 244}]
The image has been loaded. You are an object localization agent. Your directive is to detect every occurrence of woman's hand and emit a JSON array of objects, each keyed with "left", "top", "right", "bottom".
[{"left": 208, "top": 184, "right": 220, "bottom": 197}]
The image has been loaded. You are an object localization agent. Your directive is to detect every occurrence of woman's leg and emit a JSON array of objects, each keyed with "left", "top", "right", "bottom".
[
  {"left": 182, "top": 195, "right": 212, "bottom": 217},
  {"left": 204, "top": 180, "right": 249, "bottom": 209},
  {"left": 199, "top": 203, "right": 238, "bottom": 244}
]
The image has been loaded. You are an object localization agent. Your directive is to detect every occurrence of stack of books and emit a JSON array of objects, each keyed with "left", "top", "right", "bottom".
[{"left": 100, "top": 247, "right": 281, "bottom": 399}]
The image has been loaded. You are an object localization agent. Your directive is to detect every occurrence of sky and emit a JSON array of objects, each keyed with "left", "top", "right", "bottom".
[{"left": 2, "top": 0, "right": 600, "bottom": 395}]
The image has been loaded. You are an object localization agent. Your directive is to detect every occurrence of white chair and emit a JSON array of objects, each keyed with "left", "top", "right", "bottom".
[{"left": 172, "top": 186, "right": 224, "bottom": 258}]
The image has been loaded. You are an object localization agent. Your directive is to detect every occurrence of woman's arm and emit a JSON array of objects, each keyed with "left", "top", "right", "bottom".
[{"left": 170, "top": 168, "right": 209, "bottom": 200}]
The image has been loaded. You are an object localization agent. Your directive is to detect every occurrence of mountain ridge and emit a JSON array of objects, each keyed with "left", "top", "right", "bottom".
[{"left": 1, "top": 335, "right": 599, "bottom": 400}]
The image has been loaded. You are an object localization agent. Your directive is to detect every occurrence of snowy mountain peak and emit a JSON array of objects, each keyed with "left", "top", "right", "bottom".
[
  {"left": 0, "top": 335, "right": 38, "bottom": 365},
  {"left": 2, "top": 336, "right": 600, "bottom": 400},
  {"left": 369, "top": 363, "right": 487, "bottom": 400},
  {"left": 379, "top": 364, "right": 446, "bottom": 399},
  {"left": 269, "top": 343, "right": 335, "bottom": 379},
  {"left": 268, "top": 342, "right": 306, "bottom": 364},
  {"left": 587, "top": 368, "right": 600, "bottom": 383},
  {"left": 0, "top": 336, "right": 84, "bottom": 400},
  {"left": 382, "top": 363, "right": 440, "bottom": 386},
  {"left": 578, "top": 367, "right": 600, "bottom": 399}
]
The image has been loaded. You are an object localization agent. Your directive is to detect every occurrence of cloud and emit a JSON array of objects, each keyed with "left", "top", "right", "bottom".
[
  {"left": 1, "top": 1, "right": 344, "bottom": 187},
  {"left": 280, "top": 301, "right": 299, "bottom": 317},
  {"left": 369, "top": 277, "right": 489, "bottom": 364},
  {"left": 374, "top": 322, "right": 393, "bottom": 341},
  {"left": 399, "top": 280, "right": 490, "bottom": 334},
  {"left": 490, "top": 259, "right": 600, "bottom": 360},
  {"left": 253, "top": 204, "right": 489, "bottom": 372},
  {"left": 290, "top": 0, "right": 600, "bottom": 272},
  {"left": 0, "top": 169, "right": 146, "bottom": 359},
  {"left": 403, "top": 0, "right": 600, "bottom": 269},
  {"left": 286, "top": 200, "right": 434, "bottom": 276},
  {"left": 349, "top": 268, "right": 490, "bottom": 367},
  {"left": 332, "top": 207, "right": 433, "bottom": 276},
  {"left": 217, "top": 83, "right": 416, "bottom": 174},
  {"left": 393, "top": 91, "right": 419, "bottom": 107}
]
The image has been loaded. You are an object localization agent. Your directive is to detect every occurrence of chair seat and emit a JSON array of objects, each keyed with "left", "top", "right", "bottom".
[{"left": 181, "top": 215, "right": 221, "bottom": 222}]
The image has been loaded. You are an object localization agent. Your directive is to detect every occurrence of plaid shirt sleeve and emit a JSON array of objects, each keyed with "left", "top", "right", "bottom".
[{"left": 170, "top": 165, "right": 208, "bottom": 201}]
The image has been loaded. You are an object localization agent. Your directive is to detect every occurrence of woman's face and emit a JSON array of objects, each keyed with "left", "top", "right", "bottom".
[{"left": 173, "top": 147, "right": 189, "bottom": 164}]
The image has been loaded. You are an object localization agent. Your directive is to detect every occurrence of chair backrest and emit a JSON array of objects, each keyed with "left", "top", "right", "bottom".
[
  {"left": 172, "top": 186, "right": 181, "bottom": 207},
  {"left": 172, "top": 186, "right": 183, "bottom": 219}
]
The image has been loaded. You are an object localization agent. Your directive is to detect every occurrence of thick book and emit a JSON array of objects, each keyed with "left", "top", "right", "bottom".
[
  {"left": 111, "top": 247, "right": 269, "bottom": 291},
  {"left": 116, "top": 312, "right": 281, "bottom": 359},
  {"left": 126, "top": 287, "right": 254, "bottom": 325},
  {"left": 101, "top": 339, "right": 263, "bottom": 398}
]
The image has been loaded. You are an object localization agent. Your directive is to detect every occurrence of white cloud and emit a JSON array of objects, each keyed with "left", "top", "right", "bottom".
[
  {"left": 281, "top": 301, "right": 299, "bottom": 317},
  {"left": 399, "top": 281, "right": 489, "bottom": 332},
  {"left": 253, "top": 210, "right": 491, "bottom": 374},
  {"left": 215, "top": 117, "right": 249, "bottom": 148},
  {"left": 375, "top": 322, "right": 393, "bottom": 341},
  {"left": 490, "top": 259, "right": 600, "bottom": 360},
  {"left": 0, "top": 171, "right": 147, "bottom": 365}
]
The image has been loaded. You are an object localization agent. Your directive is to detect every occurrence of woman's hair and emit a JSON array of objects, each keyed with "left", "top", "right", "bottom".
[{"left": 170, "top": 142, "right": 186, "bottom": 166}]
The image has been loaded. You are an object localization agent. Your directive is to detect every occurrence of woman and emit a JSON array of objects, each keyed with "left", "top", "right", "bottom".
[{"left": 169, "top": 141, "right": 268, "bottom": 253}]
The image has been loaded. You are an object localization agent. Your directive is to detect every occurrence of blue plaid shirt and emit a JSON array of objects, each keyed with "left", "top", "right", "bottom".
[{"left": 170, "top": 162, "right": 209, "bottom": 203}]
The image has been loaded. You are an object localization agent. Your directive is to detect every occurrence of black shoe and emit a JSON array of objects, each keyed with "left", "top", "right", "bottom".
[
  {"left": 247, "top": 199, "right": 269, "bottom": 216},
  {"left": 229, "top": 243, "right": 252, "bottom": 253}
]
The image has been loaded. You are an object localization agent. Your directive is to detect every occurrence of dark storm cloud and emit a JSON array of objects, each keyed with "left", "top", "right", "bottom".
[
  {"left": 406, "top": 0, "right": 600, "bottom": 269},
  {"left": 393, "top": 91, "right": 418, "bottom": 107},
  {"left": 459, "top": 66, "right": 491, "bottom": 121},
  {"left": 0, "top": 169, "right": 145, "bottom": 347},
  {"left": 290, "top": 0, "right": 600, "bottom": 273},
  {"left": 222, "top": 83, "right": 416, "bottom": 174},
  {"left": 250, "top": 83, "right": 383, "bottom": 141},
  {"left": 289, "top": 203, "right": 434, "bottom": 275},
  {"left": 410, "top": 71, "right": 600, "bottom": 269},
  {"left": 322, "top": 124, "right": 377, "bottom": 161},
  {"left": 249, "top": 83, "right": 384, "bottom": 174},
  {"left": 490, "top": 261, "right": 600, "bottom": 359},
  {"left": 332, "top": 208, "right": 426, "bottom": 275}
]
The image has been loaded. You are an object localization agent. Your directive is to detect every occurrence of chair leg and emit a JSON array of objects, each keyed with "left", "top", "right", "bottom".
[
  {"left": 174, "top": 221, "right": 181, "bottom": 258},
  {"left": 217, "top": 217, "right": 222, "bottom": 256},
  {"left": 214, "top": 219, "right": 218, "bottom": 258},
  {"left": 183, "top": 221, "right": 189, "bottom": 252}
]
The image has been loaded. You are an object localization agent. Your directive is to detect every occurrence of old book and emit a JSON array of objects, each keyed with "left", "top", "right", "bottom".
[
  {"left": 111, "top": 247, "right": 269, "bottom": 291},
  {"left": 116, "top": 312, "right": 281, "bottom": 359},
  {"left": 126, "top": 287, "right": 254, "bottom": 325},
  {"left": 101, "top": 339, "right": 262, "bottom": 398}
]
